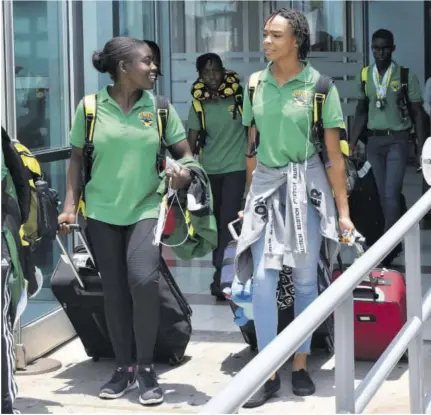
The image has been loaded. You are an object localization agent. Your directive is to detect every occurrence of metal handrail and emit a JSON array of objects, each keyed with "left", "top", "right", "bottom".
[{"left": 201, "top": 188, "right": 431, "bottom": 414}]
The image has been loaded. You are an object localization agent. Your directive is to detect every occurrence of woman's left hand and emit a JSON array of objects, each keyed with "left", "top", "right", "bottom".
[{"left": 165, "top": 166, "right": 192, "bottom": 190}]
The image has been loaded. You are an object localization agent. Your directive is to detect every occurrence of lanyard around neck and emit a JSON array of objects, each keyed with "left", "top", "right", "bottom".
[{"left": 373, "top": 63, "right": 394, "bottom": 99}]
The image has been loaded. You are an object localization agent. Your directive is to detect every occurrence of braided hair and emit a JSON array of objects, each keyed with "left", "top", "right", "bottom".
[{"left": 265, "top": 8, "right": 311, "bottom": 60}]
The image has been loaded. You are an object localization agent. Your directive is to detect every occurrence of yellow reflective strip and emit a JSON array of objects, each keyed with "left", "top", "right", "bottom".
[{"left": 185, "top": 210, "right": 195, "bottom": 237}]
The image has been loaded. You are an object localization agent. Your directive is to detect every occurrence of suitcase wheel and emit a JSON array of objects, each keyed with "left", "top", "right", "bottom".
[{"left": 92, "top": 355, "right": 100, "bottom": 362}]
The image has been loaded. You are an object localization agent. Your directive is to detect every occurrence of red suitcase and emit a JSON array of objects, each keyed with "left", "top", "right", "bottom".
[{"left": 332, "top": 267, "right": 406, "bottom": 361}]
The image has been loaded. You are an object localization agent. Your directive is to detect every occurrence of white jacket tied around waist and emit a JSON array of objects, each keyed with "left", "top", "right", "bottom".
[{"left": 235, "top": 154, "right": 340, "bottom": 284}]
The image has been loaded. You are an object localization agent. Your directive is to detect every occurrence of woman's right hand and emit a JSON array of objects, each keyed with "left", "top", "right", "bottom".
[{"left": 58, "top": 212, "right": 76, "bottom": 234}]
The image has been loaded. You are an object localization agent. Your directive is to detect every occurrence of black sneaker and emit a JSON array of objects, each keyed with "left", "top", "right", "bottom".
[
  {"left": 138, "top": 366, "right": 164, "bottom": 406},
  {"left": 292, "top": 369, "right": 315, "bottom": 396},
  {"left": 99, "top": 366, "right": 137, "bottom": 399},
  {"left": 243, "top": 372, "right": 280, "bottom": 408}
]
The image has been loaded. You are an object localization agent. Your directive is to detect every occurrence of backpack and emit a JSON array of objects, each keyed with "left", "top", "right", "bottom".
[
  {"left": 1, "top": 127, "right": 60, "bottom": 246},
  {"left": 246, "top": 71, "right": 357, "bottom": 195},
  {"left": 78, "top": 94, "right": 170, "bottom": 217},
  {"left": 192, "top": 90, "right": 243, "bottom": 156}
]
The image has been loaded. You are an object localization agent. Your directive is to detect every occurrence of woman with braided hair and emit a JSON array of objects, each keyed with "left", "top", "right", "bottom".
[
  {"left": 235, "top": 8, "right": 355, "bottom": 407},
  {"left": 187, "top": 53, "right": 248, "bottom": 300}
]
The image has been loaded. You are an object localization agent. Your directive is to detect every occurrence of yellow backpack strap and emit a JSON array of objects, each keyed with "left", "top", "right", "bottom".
[
  {"left": 155, "top": 95, "right": 170, "bottom": 173},
  {"left": 83, "top": 94, "right": 97, "bottom": 144},
  {"left": 361, "top": 66, "right": 369, "bottom": 96},
  {"left": 192, "top": 99, "right": 205, "bottom": 131},
  {"left": 192, "top": 99, "right": 206, "bottom": 156},
  {"left": 78, "top": 94, "right": 97, "bottom": 217}
]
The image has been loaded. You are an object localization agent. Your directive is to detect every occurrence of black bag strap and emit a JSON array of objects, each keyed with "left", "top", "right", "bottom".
[
  {"left": 246, "top": 71, "right": 262, "bottom": 158},
  {"left": 232, "top": 90, "right": 243, "bottom": 120},
  {"left": 156, "top": 95, "right": 170, "bottom": 173},
  {"left": 313, "top": 74, "right": 333, "bottom": 150},
  {"left": 82, "top": 94, "right": 97, "bottom": 188},
  {"left": 400, "top": 66, "right": 409, "bottom": 102}
]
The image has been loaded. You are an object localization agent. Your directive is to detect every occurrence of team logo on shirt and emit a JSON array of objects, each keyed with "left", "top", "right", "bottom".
[
  {"left": 390, "top": 81, "right": 401, "bottom": 93},
  {"left": 138, "top": 111, "right": 153, "bottom": 127},
  {"left": 292, "top": 89, "right": 313, "bottom": 107}
]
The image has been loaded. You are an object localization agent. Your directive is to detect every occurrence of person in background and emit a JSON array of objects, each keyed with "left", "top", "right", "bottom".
[
  {"left": 58, "top": 37, "right": 193, "bottom": 406},
  {"left": 350, "top": 29, "right": 427, "bottom": 266},
  {"left": 235, "top": 8, "right": 353, "bottom": 407},
  {"left": 187, "top": 53, "right": 247, "bottom": 300}
]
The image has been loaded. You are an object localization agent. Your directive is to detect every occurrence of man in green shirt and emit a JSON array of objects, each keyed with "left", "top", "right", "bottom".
[{"left": 350, "top": 29, "right": 428, "bottom": 265}]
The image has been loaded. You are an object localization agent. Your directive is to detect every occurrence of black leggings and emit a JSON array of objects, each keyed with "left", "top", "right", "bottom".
[
  {"left": 87, "top": 218, "right": 160, "bottom": 367},
  {"left": 208, "top": 170, "right": 246, "bottom": 269}
]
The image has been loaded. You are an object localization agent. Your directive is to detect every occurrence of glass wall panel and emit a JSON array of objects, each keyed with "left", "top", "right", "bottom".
[
  {"left": 13, "top": 0, "right": 70, "bottom": 326},
  {"left": 13, "top": 0, "right": 68, "bottom": 152},
  {"left": 118, "top": 0, "right": 155, "bottom": 41}
]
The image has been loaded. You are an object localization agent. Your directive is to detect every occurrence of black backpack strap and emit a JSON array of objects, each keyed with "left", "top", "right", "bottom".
[
  {"left": 82, "top": 94, "right": 97, "bottom": 187},
  {"left": 399, "top": 67, "right": 413, "bottom": 121},
  {"left": 313, "top": 75, "right": 333, "bottom": 151},
  {"left": 156, "top": 95, "right": 170, "bottom": 173},
  {"left": 400, "top": 66, "right": 409, "bottom": 101}
]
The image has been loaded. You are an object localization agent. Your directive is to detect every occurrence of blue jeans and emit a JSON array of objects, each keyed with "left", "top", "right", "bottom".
[
  {"left": 250, "top": 187, "right": 322, "bottom": 354},
  {"left": 367, "top": 132, "right": 409, "bottom": 232}
]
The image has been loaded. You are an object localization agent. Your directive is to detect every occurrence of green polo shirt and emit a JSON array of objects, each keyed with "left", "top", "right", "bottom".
[
  {"left": 187, "top": 96, "right": 247, "bottom": 174},
  {"left": 242, "top": 62, "right": 344, "bottom": 168},
  {"left": 356, "top": 62, "right": 423, "bottom": 131},
  {"left": 70, "top": 87, "right": 186, "bottom": 225}
]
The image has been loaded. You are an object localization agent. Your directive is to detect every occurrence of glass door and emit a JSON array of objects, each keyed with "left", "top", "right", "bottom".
[{"left": 8, "top": 0, "right": 76, "bottom": 363}]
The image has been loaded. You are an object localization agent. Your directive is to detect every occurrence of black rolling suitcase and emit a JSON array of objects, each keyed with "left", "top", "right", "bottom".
[
  {"left": 51, "top": 225, "right": 192, "bottom": 364},
  {"left": 221, "top": 219, "right": 333, "bottom": 353}
]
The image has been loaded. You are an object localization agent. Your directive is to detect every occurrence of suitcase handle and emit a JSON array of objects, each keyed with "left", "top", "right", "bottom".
[
  {"left": 56, "top": 234, "right": 86, "bottom": 289},
  {"left": 353, "top": 285, "right": 384, "bottom": 302},
  {"left": 58, "top": 224, "right": 97, "bottom": 271},
  {"left": 56, "top": 224, "right": 99, "bottom": 289}
]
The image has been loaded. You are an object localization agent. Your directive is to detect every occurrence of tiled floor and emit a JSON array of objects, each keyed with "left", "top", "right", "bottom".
[{"left": 14, "top": 165, "right": 431, "bottom": 413}]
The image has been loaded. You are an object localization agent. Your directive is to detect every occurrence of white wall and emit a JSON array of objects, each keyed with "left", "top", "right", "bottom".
[{"left": 368, "top": 0, "right": 425, "bottom": 89}]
